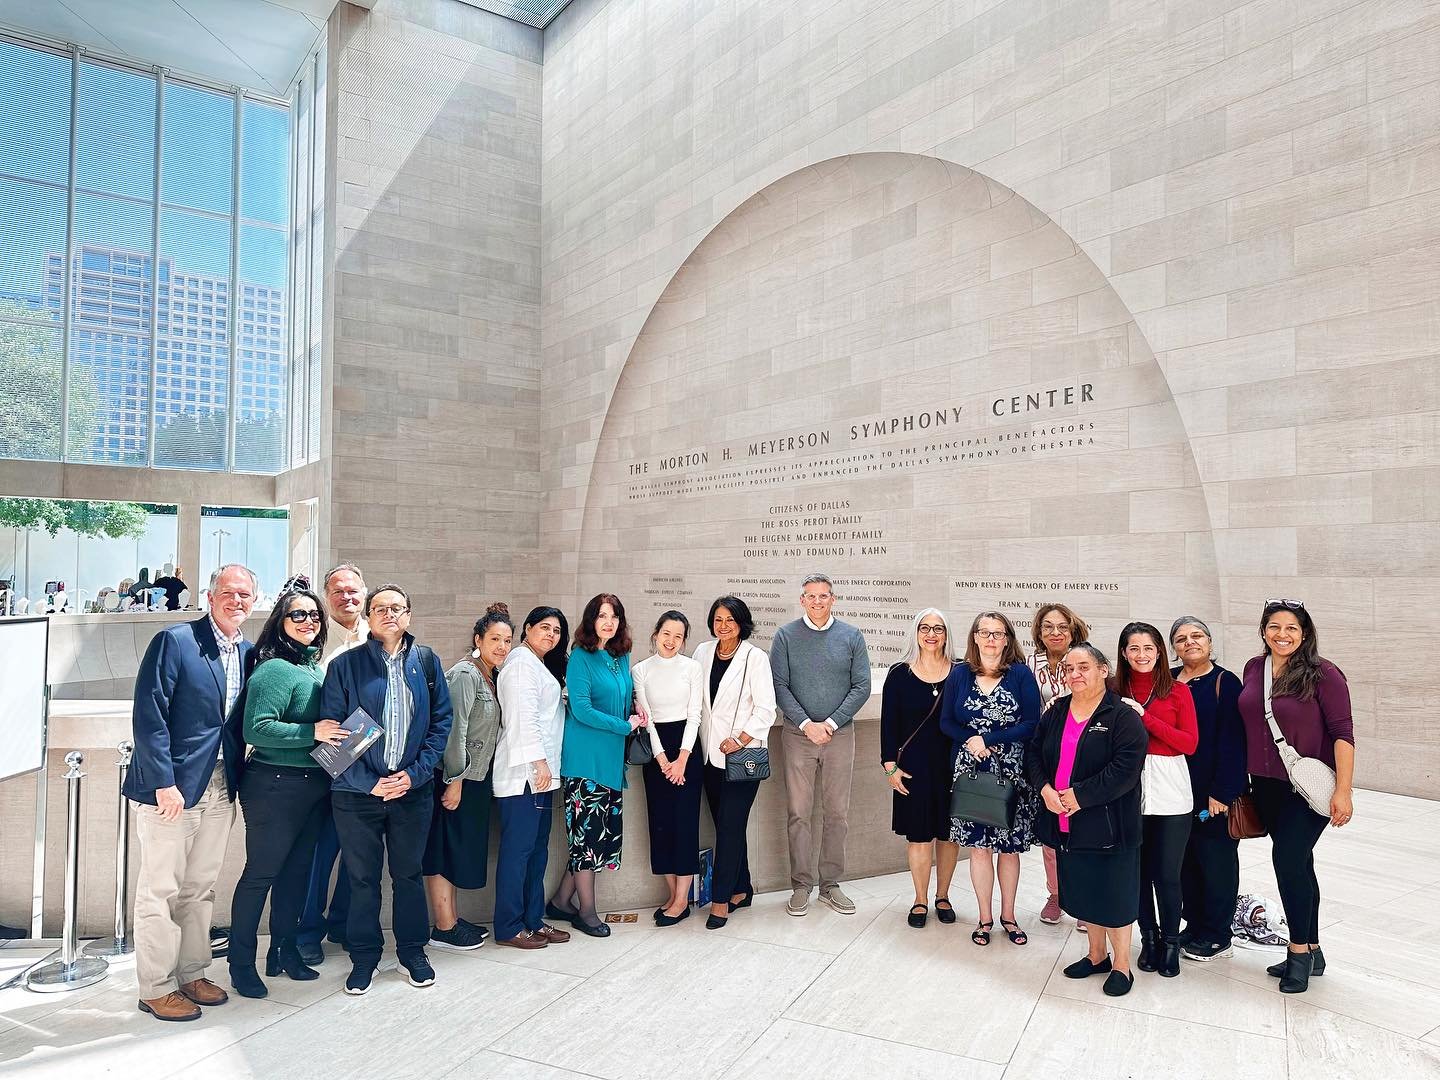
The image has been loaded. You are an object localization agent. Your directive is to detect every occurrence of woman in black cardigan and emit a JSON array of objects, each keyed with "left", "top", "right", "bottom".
[{"left": 1027, "top": 642, "right": 1147, "bottom": 997}]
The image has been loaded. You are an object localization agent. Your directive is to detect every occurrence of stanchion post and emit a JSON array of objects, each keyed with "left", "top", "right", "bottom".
[
  {"left": 85, "top": 740, "right": 134, "bottom": 958},
  {"left": 26, "top": 752, "right": 109, "bottom": 992}
]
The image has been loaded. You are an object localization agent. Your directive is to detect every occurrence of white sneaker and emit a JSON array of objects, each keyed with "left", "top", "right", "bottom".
[{"left": 786, "top": 888, "right": 811, "bottom": 916}]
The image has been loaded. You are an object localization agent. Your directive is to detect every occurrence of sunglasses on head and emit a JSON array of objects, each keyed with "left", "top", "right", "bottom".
[
  {"left": 285, "top": 609, "right": 323, "bottom": 624},
  {"left": 1265, "top": 598, "right": 1305, "bottom": 611}
]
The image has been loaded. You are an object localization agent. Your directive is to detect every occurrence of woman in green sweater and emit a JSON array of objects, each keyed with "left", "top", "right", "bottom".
[
  {"left": 228, "top": 582, "right": 347, "bottom": 999},
  {"left": 546, "top": 593, "right": 647, "bottom": 937}
]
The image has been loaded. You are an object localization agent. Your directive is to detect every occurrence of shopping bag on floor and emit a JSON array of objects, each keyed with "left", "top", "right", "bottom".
[
  {"left": 1232, "top": 893, "right": 1289, "bottom": 949},
  {"left": 691, "top": 848, "right": 714, "bottom": 906}
]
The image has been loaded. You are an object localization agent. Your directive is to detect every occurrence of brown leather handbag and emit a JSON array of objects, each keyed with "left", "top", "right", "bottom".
[{"left": 1228, "top": 792, "right": 1266, "bottom": 840}]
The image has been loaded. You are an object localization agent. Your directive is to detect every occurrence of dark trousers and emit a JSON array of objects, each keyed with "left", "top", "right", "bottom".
[
  {"left": 1251, "top": 775, "right": 1329, "bottom": 943},
  {"left": 229, "top": 765, "right": 331, "bottom": 967},
  {"left": 296, "top": 808, "right": 350, "bottom": 947},
  {"left": 494, "top": 788, "right": 554, "bottom": 940},
  {"left": 332, "top": 783, "right": 434, "bottom": 968},
  {"left": 703, "top": 764, "right": 760, "bottom": 904},
  {"left": 1137, "top": 813, "right": 1191, "bottom": 938},
  {"left": 1181, "top": 812, "right": 1240, "bottom": 946}
]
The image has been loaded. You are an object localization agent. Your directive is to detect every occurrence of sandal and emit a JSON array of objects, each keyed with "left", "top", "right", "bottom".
[
  {"left": 907, "top": 904, "right": 928, "bottom": 929},
  {"left": 1000, "top": 918, "right": 1027, "bottom": 946},
  {"left": 934, "top": 897, "right": 957, "bottom": 925},
  {"left": 971, "top": 921, "right": 993, "bottom": 946}
]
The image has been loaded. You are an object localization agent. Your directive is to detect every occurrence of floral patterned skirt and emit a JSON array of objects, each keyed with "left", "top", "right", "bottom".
[{"left": 563, "top": 777, "right": 623, "bottom": 872}]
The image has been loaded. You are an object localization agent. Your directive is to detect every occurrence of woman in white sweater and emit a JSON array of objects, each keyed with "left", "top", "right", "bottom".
[
  {"left": 632, "top": 610, "right": 704, "bottom": 926},
  {"left": 694, "top": 596, "right": 777, "bottom": 930},
  {"left": 492, "top": 606, "right": 571, "bottom": 950}
]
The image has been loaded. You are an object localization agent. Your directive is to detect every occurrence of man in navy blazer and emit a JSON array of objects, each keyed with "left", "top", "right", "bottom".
[
  {"left": 320, "top": 582, "right": 451, "bottom": 996},
  {"left": 125, "top": 564, "right": 256, "bottom": 1023}
]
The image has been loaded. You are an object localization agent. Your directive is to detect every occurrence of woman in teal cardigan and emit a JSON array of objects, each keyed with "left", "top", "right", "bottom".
[
  {"left": 546, "top": 593, "right": 647, "bottom": 937},
  {"left": 228, "top": 581, "right": 348, "bottom": 998}
]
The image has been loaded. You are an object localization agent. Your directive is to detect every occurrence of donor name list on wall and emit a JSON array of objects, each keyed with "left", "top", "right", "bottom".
[{"left": 576, "top": 154, "right": 1219, "bottom": 664}]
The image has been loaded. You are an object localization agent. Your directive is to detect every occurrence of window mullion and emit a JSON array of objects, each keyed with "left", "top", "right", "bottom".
[
  {"left": 226, "top": 89, "right": 241, "bottom": 473},
  {"left": 146, "top": 68, "right": 163, "bottom": 469},
  {"left": 59, "top": 44, "right": 78, "bottom": 461}
]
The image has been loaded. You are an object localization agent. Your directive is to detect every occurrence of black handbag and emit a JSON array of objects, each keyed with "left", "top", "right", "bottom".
[
  {"left": 949, "top": 766, "right": 1018, "bottom": 829},
  {"left": 719, "top": 652, "right": 769, "bottom": 783},
  {"left": 625, "top": 728, "right": 654, "bottom": 766}
]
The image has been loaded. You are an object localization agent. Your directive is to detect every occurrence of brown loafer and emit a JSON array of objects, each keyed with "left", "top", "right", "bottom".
[
  {"left": 179, "top": 978, "right": 229, "bottom": 1006},
  {"left": 138, "top": 992, "right": 202, "bottom": 1022},
  {"left": 494, "top": 931, "right": 547, "bottom": 950},
  {"left": 535, "top": 923, "right": 571, "bottom": 944}
]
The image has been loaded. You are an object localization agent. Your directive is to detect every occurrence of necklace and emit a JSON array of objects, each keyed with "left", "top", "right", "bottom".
[
  {"left": 911, "top": 661, "right": 951, "bottom": 696},
  {"left": 716, "top": 641, "right": 739, "bottom": 660},
  {"left": 605, "top": 652, "right": 622, "bottom": 674}
]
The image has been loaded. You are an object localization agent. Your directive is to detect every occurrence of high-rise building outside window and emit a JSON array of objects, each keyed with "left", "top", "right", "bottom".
[{"left": 0, "top": 34, "right": 299, "bottom": 474}]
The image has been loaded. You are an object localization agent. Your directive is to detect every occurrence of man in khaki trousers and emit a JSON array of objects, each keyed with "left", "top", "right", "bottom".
[
  {"left": 124, "top": 565, "right": 257, "bottom": 1021},
  {"left": 770, "top": 575, "right": 872, "bottom": 917}
]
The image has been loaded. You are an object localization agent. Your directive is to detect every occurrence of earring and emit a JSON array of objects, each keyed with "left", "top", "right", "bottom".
[{"left": 471, "top": 648, "right": 481, "bottom": 658}]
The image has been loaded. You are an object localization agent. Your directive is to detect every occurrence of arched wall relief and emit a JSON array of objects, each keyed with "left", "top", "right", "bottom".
[{"left": 577, "top": 153, "right": 1219, "bottom": 661}]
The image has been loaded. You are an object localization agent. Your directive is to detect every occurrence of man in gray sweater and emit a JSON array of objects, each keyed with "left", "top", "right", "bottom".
[{"left": 771, "top": 574, "right": 871, "bottom": 916}]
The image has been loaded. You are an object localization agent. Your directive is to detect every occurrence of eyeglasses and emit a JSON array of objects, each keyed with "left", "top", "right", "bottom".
[
  {"left": 285, "top": 609, "right": 323, "bottom": 624},
  {"left": 917, "top": 624, "right": 946, "bottom": 635},
  {"left": 801, "top": 594, "right": 833, "bottom": 603},
  {"left": 1266, "top": 598, "right": 1305, "bottom": 610},
  {"left": 974, "top": 630, "right": 1008, "bottom": 641},
  {"left": 370, "top": 604, "right": 409, "bottom": 617}
]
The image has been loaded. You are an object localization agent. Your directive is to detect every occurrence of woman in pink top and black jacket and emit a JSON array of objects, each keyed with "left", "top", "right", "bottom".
[{"left": 1027, "top": 643, "right": 1147, "bottom": 998}]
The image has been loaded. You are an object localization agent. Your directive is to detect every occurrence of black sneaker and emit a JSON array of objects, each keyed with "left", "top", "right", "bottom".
[
  {"left": 209, "top": 926, "right": 229, "bottom": 957},
  {"left": 1181, "top": 940, "right": 1234, "bottom": 962},
  {"left": 400, "top": 953, "right": 436, "bottom": 988},
  {"left": 344, "top": 965, "right": 375, "bottom": 996},
  {"left": 456, "top": 918, "right": 490, "bottom": 942},
  {"left": 429, "top": 923, "right": 485, "bottom": 951}
]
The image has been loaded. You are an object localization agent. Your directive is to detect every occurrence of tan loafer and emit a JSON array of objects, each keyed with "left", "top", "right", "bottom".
[
  {"left": 535, "top": 923, "right": 571, "bottom": 944},
  {"left": 138, "top": 992, "right": 202, "bottom": 1022},
  {"left": 179, "top": 978, "right": 229, "bottom": 1006}
]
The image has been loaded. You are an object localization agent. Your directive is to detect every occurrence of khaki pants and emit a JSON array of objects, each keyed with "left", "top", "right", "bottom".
[
  {"left": 781, "top": 722, "right": 856, "bottom": 890},
  {"left": 133, "top": 765, "right": 235, "bottom": 999}
]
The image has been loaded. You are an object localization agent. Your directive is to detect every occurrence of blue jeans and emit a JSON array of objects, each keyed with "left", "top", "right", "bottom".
[
  {"left": 494, "top": 788, "right": 553, "bottom": 940},
  {"left": 295, "top": 807, "right": 350, "bottom": 948}
]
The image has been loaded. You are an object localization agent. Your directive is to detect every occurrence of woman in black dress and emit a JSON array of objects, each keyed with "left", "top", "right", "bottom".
[
  {"left": 881, "top": 608, "right": 958, "bottom": 928},
  {"left": 1027, "top": 643, "right": 1148, "bottom": 997}
]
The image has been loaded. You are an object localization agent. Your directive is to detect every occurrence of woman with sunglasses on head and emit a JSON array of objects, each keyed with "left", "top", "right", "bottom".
[
  {"left": 1239, "top": 599, "right": 1354, "bottom": 994},
  {"left": 941, "top": 611, "right": 1043, "bottom": 948},
  {"left": 492, "top": 607, "right": 572, "bottom": 950},
  {"left": 1113, "top": 621, "right": 1197, "bottom": 980},
  {"left": 228, "top": 580, "right": 345, "bottom": 999},
  {"left": 1028, "top": 603, "right": 1090, "bottom": 928},
  {"left": 881, "top": 609, "right": 959, "bottom": 928},
  {"left": 1169, "top": 617, "right": 1246, "bottom": 964}
]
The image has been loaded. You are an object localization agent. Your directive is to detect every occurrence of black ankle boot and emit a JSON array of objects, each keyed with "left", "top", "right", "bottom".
[
  {"left": 1159, "top": 936, "right": 1181, "bottom": 977},
  {"left": 266, "top": 938, "right": 320, "bottom": 981},
  {"left": 1268, "top": 944, "right": 1326, "bottom": 978},
  {"left": 1278, "top": 948, "right": 1314, "bottom": 993},
  {"left": 1137, "top": 930, "right": 1161, "bottom": 972},
  {"left": 229, "top": 964, "right": 268, "bottom": 998}
]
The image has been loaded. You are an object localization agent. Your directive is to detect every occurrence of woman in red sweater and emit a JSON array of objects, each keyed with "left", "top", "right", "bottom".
[{"left": 1112, "top": 622, "right": 1198, "bottom": 978}]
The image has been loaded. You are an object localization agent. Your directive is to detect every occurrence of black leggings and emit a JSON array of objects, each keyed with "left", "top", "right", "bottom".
[
  {"left": 1138, "top": 813, "right": 1191, "bottom": 938},
  {"left": 1251, "top": 775, "right": 1329, "bottom": 943},
  {"left": 1181, "top": 812, "right": 1240, "bottom": 947}
]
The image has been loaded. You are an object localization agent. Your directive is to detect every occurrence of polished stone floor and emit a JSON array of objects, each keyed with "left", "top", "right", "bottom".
[{"left": 2, "top": 787, "right": 1439, "bottom": 1079}]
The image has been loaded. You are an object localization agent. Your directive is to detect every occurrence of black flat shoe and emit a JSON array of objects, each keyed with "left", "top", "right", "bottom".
[
  {"left": 1102, "top": 969, "right": 1134, "bottom": 997},
  {"left": 569, "top": 917, "right": 611, "bottom": 938},
  {"left": 228, "top": 965, "right": 267, "bottom": 999},
  {"left": 908, "top": 904, "right": 928, "bottom": 929},
  {"left": 547, "top": 901, "right": 577, "bottom": 922},
  {"left": 1063, "top": 954, "right": 1112, "bottom": 979},
  {"left": 729, "top": 888, "right": 754, "bottom": 911},
  {"left": 655, "top": 907, "right": 691, "bottom": 927},
  {"left": 1269, "top": 945, "right": 1325, "bottom": 977},
  {"left": 1137, "top": 930, "right": 1161, "bottom": 973},
  {"left": 934, "top": 897, "right": 957, "bottom": 925},
  {"left": 295, "top": 940, "right": 324, "bottom": 967},
  {"left": 1279, "top": 949, "right": 1314, "bottom": 993},
  {"left": 705, "top": 913, "right": 728, "bottom": 930}
]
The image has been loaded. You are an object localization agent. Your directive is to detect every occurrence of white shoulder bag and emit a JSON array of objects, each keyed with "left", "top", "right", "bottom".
[{"left": 1262, "top": 662, "right": 1336, "bottom": 817}]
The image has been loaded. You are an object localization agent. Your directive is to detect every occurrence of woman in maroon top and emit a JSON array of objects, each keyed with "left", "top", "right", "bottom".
[{"left": 1238, "top": 600, "right": 1355, "bottom": 995}]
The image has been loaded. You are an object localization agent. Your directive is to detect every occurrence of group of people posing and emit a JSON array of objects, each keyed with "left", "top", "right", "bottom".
[
  {"left": 881, "top": 601, "right": 1355, "bottom": 999},
  {"left": 123, "top": 563, "right": 1353, "bottom": 1023}
]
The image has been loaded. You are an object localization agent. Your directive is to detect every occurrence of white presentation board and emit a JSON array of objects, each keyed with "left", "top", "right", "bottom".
[{"left": 0, "top": 617, "right": 49, "bottom": 782}]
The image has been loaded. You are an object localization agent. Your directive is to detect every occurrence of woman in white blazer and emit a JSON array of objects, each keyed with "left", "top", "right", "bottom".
[{"left": 694, "top": 595, "right": 777, "bottom": 930}]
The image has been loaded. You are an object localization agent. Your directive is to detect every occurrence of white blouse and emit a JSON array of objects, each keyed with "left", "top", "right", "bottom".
[
  {"left": 493, "top": 644, "right": 564, "bottom": 797},
  {"left": 695, "top": 640, "right": 777, "bottom": 769},
  {"left": 632, "top": 652, "right": 703, "bottom": 758}
]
